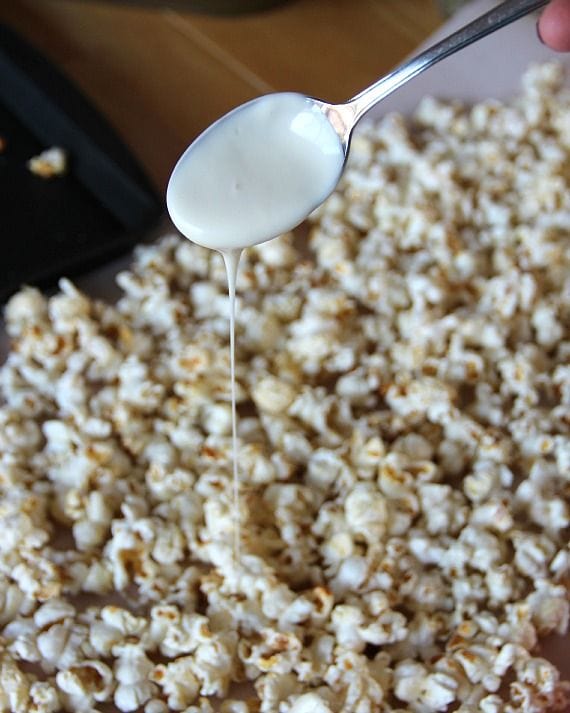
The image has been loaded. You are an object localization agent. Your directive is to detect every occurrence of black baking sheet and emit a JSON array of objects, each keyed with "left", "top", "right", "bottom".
[{"left": 0, "top": 24, "right": 163, "bottom": 302}]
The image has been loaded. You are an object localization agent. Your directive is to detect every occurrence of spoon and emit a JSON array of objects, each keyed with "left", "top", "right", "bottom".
[
  {"left": 167, "top": 0, "right": 548, "bottom": 251},
  {"left": 321, "top": 0, "right": 548, "bottom": 148}
]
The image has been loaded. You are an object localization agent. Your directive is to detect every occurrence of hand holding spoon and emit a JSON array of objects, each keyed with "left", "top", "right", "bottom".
[{"left": 167, "top": 0, "right": 548, "bottom": 252}]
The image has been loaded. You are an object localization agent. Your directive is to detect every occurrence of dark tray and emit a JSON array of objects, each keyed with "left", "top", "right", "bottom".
[{"left": 0, "top": 24, "right": 163, "bottom": 302}]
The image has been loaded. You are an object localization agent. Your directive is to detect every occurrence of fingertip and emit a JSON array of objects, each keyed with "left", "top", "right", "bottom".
[{"left": 538, "top": 0, "right": 570, "bottom": 52}]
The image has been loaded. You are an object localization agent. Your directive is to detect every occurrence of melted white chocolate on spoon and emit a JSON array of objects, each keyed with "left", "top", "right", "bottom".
[
  {"left": 167, "top": 93, "right": 345, "bottom": 560},
  {"left": 166, "top": 93, "right": 345, "bottom": 251}
]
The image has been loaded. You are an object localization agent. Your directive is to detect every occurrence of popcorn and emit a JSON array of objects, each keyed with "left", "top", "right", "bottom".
[
  {"left": 36, "top": 621, "right": 86, "bottom": 673},
  {"left": 55, "top": 660, "right": 113, "bottom": 706},
  {"left": 287, "top": 692, "right": 333, "bottom": 712},
  {"left": 192, "top": 631, "right": 238, "bottom": 696},
  {"left": 255, "top": 673, "right": 302, "bottom": 713},
  {"left": 151, "top": 655, "right": 200, "bottom": 710},
  {"left": 0, "top": 656, "right": 33, "bottom": 713},
  {"left": 27, "top": 146, "right": 68, "bottom": 178},
  {"left": 0, "top": 63, "right": 569, "bottom": 711},
  {"left": 394, "top": 660, "right": 458, "bottom": 712},
  {"left": 113, "top": 644, "right": 156, "bottom": 712},
  {"left": 344, "top": 483, "right": 388, "bottom": 542},
  {"left": 29, "top": 681, "right": 61, "bottom": 713},
  {"left": 525, "top": 581, "right": 569, "bottom": 636},
  {"left": 252, "top": 376, "right": 296, "bottom": 415},
  {"left": 241, "top": 628, "right": 302, "bottom": 675},
  {"left": 145, "top": 701, "right": 169, "bottom": 713},
  {"left": 33, "top": 599, "right": 76, "bottom": 629}
]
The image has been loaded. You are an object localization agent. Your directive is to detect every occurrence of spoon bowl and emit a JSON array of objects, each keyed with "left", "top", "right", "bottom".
[{"left": 166, "top": 92, "right": 346, "bottom": 251}]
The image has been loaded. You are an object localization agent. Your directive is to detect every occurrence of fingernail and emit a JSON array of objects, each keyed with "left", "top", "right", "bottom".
[{"left": 536, "top": 20, "right": 546, "bottom": 45}]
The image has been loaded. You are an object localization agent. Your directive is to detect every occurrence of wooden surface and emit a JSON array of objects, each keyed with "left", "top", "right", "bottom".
[{"left": 0, "top": 0, "right": 442, "bottom": 193}]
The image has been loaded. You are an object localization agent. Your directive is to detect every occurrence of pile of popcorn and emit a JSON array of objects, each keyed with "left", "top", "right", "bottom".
[{"left": 1, "top": 63, "right": 569, "bottom": 713}]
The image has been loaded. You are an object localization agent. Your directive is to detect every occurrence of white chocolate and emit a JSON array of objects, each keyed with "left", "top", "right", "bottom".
[{"left": 167, "top": 93, "right": 344, "bottom": 251}]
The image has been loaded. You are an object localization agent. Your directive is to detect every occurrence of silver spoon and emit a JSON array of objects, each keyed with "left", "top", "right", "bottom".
[
  {"left": 322, "top": 0, "right": 548, "bottom": 151},
  {"left": 167, "top": 0, "right": 548, "bottom": 251}
]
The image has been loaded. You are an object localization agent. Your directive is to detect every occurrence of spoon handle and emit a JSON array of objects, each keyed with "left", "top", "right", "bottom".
[{"left": 347, "top": 0, "right": 548, "bottom": 124}]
